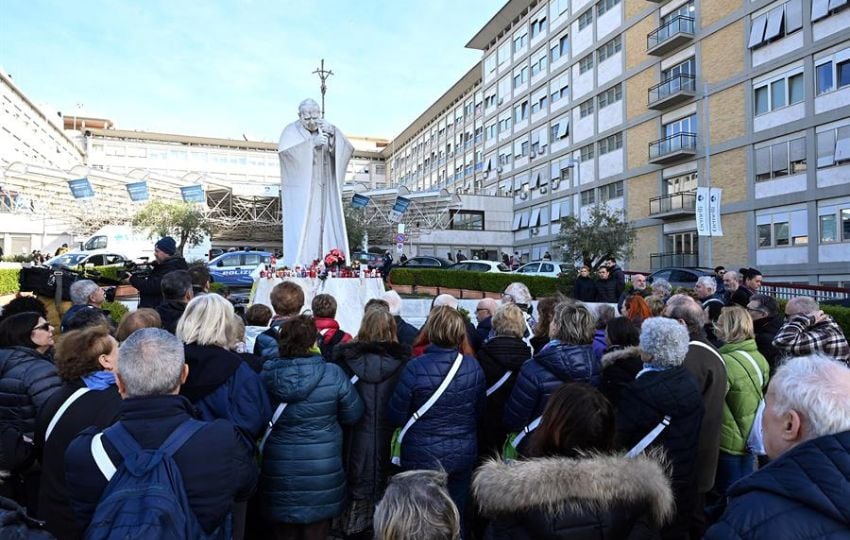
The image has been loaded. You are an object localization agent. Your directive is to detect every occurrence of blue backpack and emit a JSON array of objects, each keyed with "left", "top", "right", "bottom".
[{"left": 86, "top": 418, "right": 230, "bottom": 540}]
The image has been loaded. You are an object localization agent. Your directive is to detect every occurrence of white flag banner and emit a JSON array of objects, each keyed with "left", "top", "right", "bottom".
[
  {"left": 709, "top": 187, "right": 723, "bottom": 236},
  {"left": 696, "top": 187, "right": 711, "bottom": 236}
]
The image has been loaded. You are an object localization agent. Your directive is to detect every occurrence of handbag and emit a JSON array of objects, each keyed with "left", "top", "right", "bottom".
[
  {"left": 738, "top": 350, "right": 767, "bottom": 455},
  {"left": 391, "top": 353, "right": 463, "bottom": 467},
  {"left": 501, "top": 416, "right": 542, "bottom": 460}
]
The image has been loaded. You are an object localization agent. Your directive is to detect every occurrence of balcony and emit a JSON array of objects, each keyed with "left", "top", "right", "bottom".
[
  {"left": 648, "top": 74, "right": 696, "bottom": 110},
  {"left": 649, "top": 132, "right": 697, "bottom": 164},
  {"left": 647, "top": 16, "right": 695, "bottom": 56},
  {"left": 649, "top": 191, "right": 697, "bottom": 218},
  {"left": 650, "top": 252, "right": 699, "bottom": 270}
]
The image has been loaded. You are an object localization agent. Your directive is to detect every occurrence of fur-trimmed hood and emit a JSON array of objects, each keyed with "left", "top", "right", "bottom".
[
  {"left": 601, "top": 345, "right": 642, "bottom": 370},
  {"left": 473, "top": 451, "right": 674, "bottom": 527}
]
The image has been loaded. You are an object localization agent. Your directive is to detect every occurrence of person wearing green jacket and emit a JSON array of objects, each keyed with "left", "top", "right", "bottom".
[{"left": 713, "top": 306, "right": 770, "bottom": 496}]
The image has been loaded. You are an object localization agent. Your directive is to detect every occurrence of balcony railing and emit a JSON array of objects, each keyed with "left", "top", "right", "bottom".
[
  {"left": 649, "top": 132, "right": 697, "bottom": 164},
  {"left": 649, "top": 191, "right": 697, "bottom": 217},
  {"left": 648, "top": 73, "right": 697, "bottom": 109},
  {"left": 647, "top": 15, "right": 695, "bottom": 55},
  {"left": 650, "top": 252, "right": 699, "bottom": 270}
]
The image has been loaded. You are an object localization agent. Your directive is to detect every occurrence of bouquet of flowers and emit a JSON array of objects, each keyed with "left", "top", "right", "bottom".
[{"left": 324, "top": 248, "right": 346, "bottom": 269}]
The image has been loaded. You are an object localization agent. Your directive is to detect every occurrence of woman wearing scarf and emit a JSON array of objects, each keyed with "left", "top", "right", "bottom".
[{"left": 34, "top": 324, "right": 122, "bottom": 539}]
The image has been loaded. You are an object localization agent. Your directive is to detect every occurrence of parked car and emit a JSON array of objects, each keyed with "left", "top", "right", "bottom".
[
  {"left": 208, "top": 250, "right": 273, "bottom": 287},
  {"left": 45, "top": 250, "right": 128, "bottom": 270},
  {"left": 394, "top": 256, "right": 454, "bottom": 269},
  {"left": 647, "top": 267, "right": 715, "bottom": 289},
  {"left": 514, "top": 260, "right": 571, "bottom": 278},
  {"left": 447, "top": 261, "right": 511, "bottom": 273},
  {"left": 351, "top": 251, "right": 384, "bottom": 269}
]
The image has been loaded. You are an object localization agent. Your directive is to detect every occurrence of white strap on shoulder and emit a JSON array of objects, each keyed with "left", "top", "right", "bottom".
[
  {"left": 45, "top": 387, "right": 90, "bottom": 442},
  {"left": 258, "top": 402, "right": 288, "bottom": 453},
  {"left": 626, "top": 415, "right": 672, "bottom": 458},
  {"left": 690, "top": 340, "right": 725, "bottom": 365},
  {"left": 398, "top": 353, "right": 463, "bottom": 443},
  {"left": 350, "top": 375, "right": 359, "bottom": 385},
  {"left": 486, "top": 371, "right": 512, "bottom": 397},
  {"left": 737, "top": 350, "right": 765, "bottom": 389},
  {"left": 509, "top": 415, "right": 543, "bottom": 448},
  {"left": 91, "top": 433, "right": 117, "bottom": 481}
]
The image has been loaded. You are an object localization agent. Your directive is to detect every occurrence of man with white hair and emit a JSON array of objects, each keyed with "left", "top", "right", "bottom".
[
  {"left": 722, "top": 270, "right": 741, "bottom": 306},
  {"left": 61, "top": 279, "right": 107, "bottom": 332},
  {"left": 706, "top": 354, "right": 850, "bottom": 537},
  {"left": 64, "top": 328, "right": 257, "bottom": 535},
  {"left": 383, "top": 290, "right": 419, "bottom": 347},
  {"left": 474, "top": 297, "right": 499, "bottom": 344},
  {"left": 773, "top": 296, "right": 849, "bottom": 363},
  {"left": 694, "top": 276, "right": 723, "bottom": 323}
]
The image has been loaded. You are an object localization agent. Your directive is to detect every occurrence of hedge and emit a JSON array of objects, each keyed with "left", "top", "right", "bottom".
[
  {"left": 388, "top": 268, "right": 566, "bottom": 298},
  {"left": 0, "top": 269, "right": 21, "bottom": 295}
]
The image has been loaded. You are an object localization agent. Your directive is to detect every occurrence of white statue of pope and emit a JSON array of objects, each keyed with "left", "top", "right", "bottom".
[{"left": 278, "top": 99, "right": 353, "bottom": 267}]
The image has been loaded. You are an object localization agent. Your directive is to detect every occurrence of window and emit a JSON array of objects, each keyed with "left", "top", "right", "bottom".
[
  {"left": 550, "top": 117, "right": 569, "bottom": 140},
  {"left": 816, "top": 124, "right": 850, "bottom": 168},
  {"left": 580, "top": 143, "right": 595, "bottom": 161},
  {"left": 579, "top": 99, "right": 595, "bottom": 118},
  {"left": 484, "top": 91, "right": 497, "bottom": 108},
  {"left": 757, "top": 224, "right": 773, "bottom": 247},
  {"left": 597, "top": 36, "right": 622, "bottom": 63},
  {"left": 662, "top": 0, "right": 695, "bottom": 25},
  {"left": 819, "top": 213, "right": 837, "bottom": 242},
  {"left": 450, "top": 210, "right": 484, "bottom": 231},
  {"left": 816, "top": 54, "right": 850, "bottom": 95},
  {"left": 579, "top": 54, "right": 594, "bottom": 74},
  {"left": 550, "top": 73, "right": 570, "bottom": 103},
  {"left": 599, "top": 180, "right": 624, "bottom": 201},
  {"left": 663, "top": 57, "right": 695, "bottom": 81},
  {"left": 531, "top": 50, "right": 548, "bottom": 76},
  {"left": 530, "top": 16, "right": 548, "bottom": 38},
  {"left": 664, "top": 114, "right": 697, "bottom": 137},
  {"left": 513, "top": 66, "right": 529, "bottom": 88},
  {"left": 581, "top": 189, "right": 596, "bottom": 205},
  {"left": 486, "top": 122, "right": 497, "bottom": 140},
  {"left": 748, "top": 0, "right": 803, "bottom": 49},
  {"left": 812, "top": 0, "right": 850, "bottom": 22},
  {"left": 758, "top": 209, "right": 808, "bottom": 247},
  {"left": 578, "top": 9, "right": 593, "bottom": 30},
  {"left": 550, "top": 33, "right": 569, "bottom": 61},
  {"left": 484, "top": 54, "right": 497, "bottom": 77},
  {"left": 597, "top": 0, "right": 621, "bottom": 16},
  {"left": 514, "top": 100, "right": 529, "bottom": 122},
  {"left": 665, "top": 171, "right": 698, "bottom": 194},
  {"left": 498, "top": 75, "right": 511, "bottom": 102},
  {"left": 597, "top": 84, "right": 622, "bottom": 108},
  {"left": 513, "top": 30, "right": 528, "bottom": 52},
  {"left": 531, "top": 90, "right": 548, "bottom": 114},
  {"left": 817, "top": 61, "right": 834, "bottom": 94},
  {"left": 753, "top": 70, "right": 804, "bottom": 115},
  {"left": 551, "top": 0, "right": 569, "bottom": 18},
  {"left": 755, "top": 136, "right": 807, "bottom": 181},
  {"left": 598, "top": 132, "right": 623, "bottom": 155},
  {"left": 497, "top": 41, "right": 511, "bottom": 65},
  {"left": 498, "top": 115, "right": 512, "bottom": 134}
]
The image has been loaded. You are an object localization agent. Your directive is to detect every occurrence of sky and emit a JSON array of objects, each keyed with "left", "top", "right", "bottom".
[{"left": 1, "top": 0, "right": 501, "bottom": 141}]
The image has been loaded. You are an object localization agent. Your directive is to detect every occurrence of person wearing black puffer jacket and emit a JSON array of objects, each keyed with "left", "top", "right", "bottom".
[
  {"left": 128, "top": 236, "right": 188, "bottom": 309},
  {"left": 572, "top": 266, "right": 596, "bottom": 302},
  {"left": 333, "top": 308, "right": 409, "bottom": 540},
  {"left": 503, "top": 301, "right": 601, "bottom": 455},
  {"left": 599, "top": 317, "right": 642, "bottom": 407},
  {"left": 476, "top": 304, "right": 532, "bottom": 459},
  {"left": 594, "top": 266, "right": 619, "bottom": 303}
]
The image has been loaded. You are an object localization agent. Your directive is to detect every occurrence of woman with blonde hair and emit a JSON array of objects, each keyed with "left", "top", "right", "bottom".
[
  {"left": 713, "top": 305, "right": 770, "bottom": 495},
  {"left": 503, "top": 301, "right": 601, "bottom": 455},
  {"left": 388, "top": 306, "right": 486, "bottom": 532},
  {"left": 333, "top": 307, "right": 410, "bottom": 539},
  {"left": 373, "top": 470, "right": 460, "bottom": 540},
  {"left": 34, "top": 324, "right": 122, "bottom": 538}
]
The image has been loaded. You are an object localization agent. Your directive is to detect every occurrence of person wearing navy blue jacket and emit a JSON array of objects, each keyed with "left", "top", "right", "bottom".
[
  {"left": 705, "top": 354, "right": 850, "bottom": 539},
  {"left": 388, "top": 305, "right": 486, "bottom": 527},
  {"left": 503, "top": 301, "right": 601, "bottom": 448},
  {"left": 64, "top": 328, "right": 257, "bottom": 537}
]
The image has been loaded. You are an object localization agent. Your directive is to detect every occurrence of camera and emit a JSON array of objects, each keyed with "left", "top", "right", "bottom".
[
  {"left": 104, "top": 286, "right": 117, "bottom": 303},
  {"left": 118, "top": 260, "right": 153, "bottom": 281}
]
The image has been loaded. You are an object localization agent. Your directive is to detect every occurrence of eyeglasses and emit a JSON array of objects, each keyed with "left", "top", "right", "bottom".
[
  {"left": 475, "top": 307, "right": 489, "bottom": 312},
  {"left": 32, "top": 322, "right": 52, "bottom": 332}
]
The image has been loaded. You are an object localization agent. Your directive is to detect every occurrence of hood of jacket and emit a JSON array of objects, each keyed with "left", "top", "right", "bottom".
[
  {"left": 718, "top": 338, "right": 759, "bottom": 355},
  {"left": 262, "top": 355, "right": 326, "bottom": 403},
  {"left": 473, "top": 450, "right": 674, "bottom": 527},
  {"left": 601, "top": 346, "right": 642, "bottom": 370},
  {"left": 333, "top": 341, "right": 409, "bottom": 384},
  {"left": 631, "top": 366, "right": 703, "bottom": 416},
  {"left": 154, "top": 256, "right": 187, "bottom": 273},
  {"left": 727, "top": 430, "right": 850, "bottom": 525},
  {"left": 315, "top": 317, "right": 341, "bottom": 334},
  {"left": 754, "top": 314, "right": 784, "bottom": 335},
  {"left": 478, "top": 336, "right": 532, "bottom": 371},
  {"left": 180, "top": 343, "right": 243, "bottom": 403},
  {"left": 535, "top": 342, "right": 598, "bottom": 383}
]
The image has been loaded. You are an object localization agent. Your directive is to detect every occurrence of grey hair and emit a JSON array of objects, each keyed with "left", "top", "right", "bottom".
[
  {"left": 298, "top": 98, "right": 320, "bottom": 114},
  {"left": 383, "top": 290, "right": 403, "bottom": 316},
  {"left": 696, "top": 276, "right": 717, "bottom": 293},
  {"left": 724, "top": 270, "right": 741, "bottom": 284},
  {"left": 432, "top": 294, "right": 458, "bottom": 309},
  {"left": 663, "top": 295, "right": 705, "bottom": 339},
  {"left": 652, "top": 278, "right": 672, "bottom": 296},
  {"left": 503, "top": 282, "right": 532, "bottom": 306},
  {"left": 70, "top": 279, "right": 100, "bottom": 305},
  {"left": 118, "top": 328, "right": 185, "bottom": 397},
  {"left": 176, "top": 294, "right": 234, "bottom": 348},
  {"left": 640, "top": 317, "right": 690, "bottom": 368},
  {"left": 373, "top": 469, "right": 460, "bottom": 540},
  {"left": 551, "top": 301, "right": 596, "bottom": 344},
  {"left": 769, "top": 354, "right": 850, "bottom": 439},
  {"left": 787, "top": 296, "right": 819, "bottom": 314}
]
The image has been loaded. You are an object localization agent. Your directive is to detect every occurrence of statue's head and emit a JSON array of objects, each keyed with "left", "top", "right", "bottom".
[{"left": 298, "top": 99, "right": 322, "bottom": 132}]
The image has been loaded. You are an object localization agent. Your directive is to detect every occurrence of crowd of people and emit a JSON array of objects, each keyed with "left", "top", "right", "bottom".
[{"left": 0, "top": 238, "right": 849, "bottom": 540}]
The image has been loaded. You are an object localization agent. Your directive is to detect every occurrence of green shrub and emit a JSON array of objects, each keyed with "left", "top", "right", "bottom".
[
  {"left": 1, "top": 254, "right": 35, "bottom": 263},
  {"left": 0, "top": 268, "right": 20, "bottom": 295},
  {"left": 823, "top": 305, "right": 850, "bottom": 337},
  {"left": 102, "top": 300, "right": 129, "bottom": 324},
  {"left": 388, "top": 268, "right": 414, "bottom": 286},
  {"left": 210, "top": 282, "right": 228, "bottom": 294},
  {"left": 90, "top": 265, "right": 121, "bottom": 282}
]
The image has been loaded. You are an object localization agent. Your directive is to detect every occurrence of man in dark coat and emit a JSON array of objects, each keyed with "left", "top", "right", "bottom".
[
  {"left": 594, "top": 267, "right": 619, "bottom": 303},
  {"left": 64, "top": 329, "right": 257, "bottom": 536},
  {"left": 155, "top": 270, "right": 194, "bottom": 334},
  {"left": 383, "top": 291, "right": 419, "bottom": 348},
  {"left": 604, "top": 256, "right": 626, "bottom": 299},
  {"left": 129, "top": 236, "right": 188, "bottom": 309},
  {"left": 573, "top": 266, "right": 596, "bottom": 302},
  {"left": 747, "top": 293, "right": 784, "bottom": 370},
  {"left": 474, "top": 298, "right": 498, "bottom": 344},
  {"left": 706, "top": 354, "right": 850, "bottom": 538}
]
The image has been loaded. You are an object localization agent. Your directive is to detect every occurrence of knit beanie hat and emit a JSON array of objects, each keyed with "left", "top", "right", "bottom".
[{"left": 155, "top": 236, "right": 177, "bottom": 256}]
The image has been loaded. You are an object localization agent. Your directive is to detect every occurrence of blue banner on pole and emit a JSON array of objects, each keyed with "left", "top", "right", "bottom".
[
  {"left": 391, "top": 196, "right": 411, "bottom": 214},
  {"left": 126, "top": 181, "right": 149, "bottom": 202},
  {"left": 68, "top": 178, "right": 95, "bottom": 199},
  {"left": 180, "top": 185, "right": 205, "bottom": 203},
  {"left": 351, "top": 194, "right": 370, "bottom": 209}
]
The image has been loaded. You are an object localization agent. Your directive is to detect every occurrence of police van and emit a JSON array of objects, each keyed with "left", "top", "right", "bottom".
[{"left": 208, "top": 250, "right": 272, "bottom": 287}]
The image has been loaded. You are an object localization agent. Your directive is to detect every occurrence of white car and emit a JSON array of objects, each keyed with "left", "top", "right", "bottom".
[
  {"left": 514, "top": 260, "right": 571, "bottom": 278},
  {"left": 45, "top": 250, "right": 128, "bottom": 270},
  {"left": 447, "top": 261, "right": 511, "bottom": 273}
]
